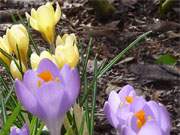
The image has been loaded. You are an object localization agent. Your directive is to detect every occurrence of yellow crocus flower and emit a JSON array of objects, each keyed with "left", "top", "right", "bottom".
[
  {"left": 0, "top": 35, "right": 12, "bottom": 65},
  {"left": 26, "top": 2, "right": 61, "bottom": 45},
  {"left": 10, "top": 59, "right": 26, "bottom": 80},
  {"left": 55, "top": 33, "right": 79, "bottom": 68},
  {"left": 30, "top": 51, "right": 56, "bottom": 70},
  {"left": 7, "top": 24, "right": 29, "bottom": 65}
]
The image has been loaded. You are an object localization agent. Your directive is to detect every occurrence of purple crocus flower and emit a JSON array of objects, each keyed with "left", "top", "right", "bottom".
[
  {"left": 122, "top": 100, "right": 171, "bottom": 135},
  {"left": 10, "top": 124, "right": 29, "bottom": 135},
  {"left": 103, "top": 85, "right": 138, "bottom": 129},
  {"left": 103, "top": 85, "right": 171, "bottom": 135},
  {"left": 15, "top": 59, "right": 80, "bottom": 135}
]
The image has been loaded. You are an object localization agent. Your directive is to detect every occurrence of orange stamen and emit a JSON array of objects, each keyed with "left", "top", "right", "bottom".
[
  {"left": 134, "top": 110, "right": 146, "bottom": 129},
  {"left": 38, "top": 70, "right": 53, "bottom": 82},
  {"left": 125, "top": 96, "right": 133, "bottom": 103}
]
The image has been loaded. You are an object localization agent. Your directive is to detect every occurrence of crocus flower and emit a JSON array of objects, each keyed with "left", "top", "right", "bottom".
[
  {"left": 0, "top": 35, "right": 12, "bottom": 65},
  {"left": 103, "top": 85, "right": 139, "bottom": 129},
  {"left": 122, "top": 100, "right": 171, "bottom": 135},
  {"left": 30, "top": 51, "right": 57, "bottom": 70},
  {"left": 10, "top": 59, "right": 26, "bottom": 80},
  {"left": 26, "top": 2, "right": 61, "bottom": 45},
  {"left": 6, "top": 24, "right": 29, "bottom": 65},
  {"left": 103, "top": 85, "right": 171, "bottom": 135},
  {"left": 10, "top": 124, "right": 29, "bottom": 135},
  {"left": 15, "top": 59, "right": 80, "bottom": 135},
  {"left": 55, "top": 33, "right": 79, "bottom": 68}
]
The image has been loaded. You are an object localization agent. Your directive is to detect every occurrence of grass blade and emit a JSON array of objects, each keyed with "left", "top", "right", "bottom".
[
  {"left": 97, "top": 31, "right": 152, "bottom": 78},
  {"left": 90, "top": 57, "right": 97, "bottom": 135},
  {"left": 0, "top": 103, "right": 21, "bottom": 135}
]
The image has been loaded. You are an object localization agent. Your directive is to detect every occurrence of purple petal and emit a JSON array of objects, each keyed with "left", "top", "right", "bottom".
[
  {"left": 129, "top": 115, "right": 139, "bottom": 133},
  {"left": 22, "top": 70, "right": 39, "bottom": 93},
  {"left": 117, "top": 104, "right": 132, "bottom": 125},
  {"left": 15, "top": 80, "right": 38, "bottom": 115},
  {"left": 36, "top": 82, "right": 67, "bottom": 121},
  {"left": 60, "top": 65, "right": 80, "bottom": 107},
  {"left": 37, "top": 59, "right": 60, "bottom": 79},
  {"left": 103, "top": 102, "right": 119, "bottom": 128},
  {"left": 143, "top": 103, "right": 156, "bottom": 121},
  {"left": 130, "top": 96, "right": 146, "bottom": 112},
  {"left": 139, "top": 121, "right": 162, "bottom": 135},
  {"left": 121, "top": 126, "right": 136, "bottom": 135},
  {"left": 158, "top": 103, "right": 171, "bottom": 134},
  {"left": 10, "top": 124, "right": 29, "bottom": 135},
  {"left": 118, "top": 85, "right": 136, "bottom": 101},
  {"left": 107, "top": 91, "right": 121, "bottom": 113}
]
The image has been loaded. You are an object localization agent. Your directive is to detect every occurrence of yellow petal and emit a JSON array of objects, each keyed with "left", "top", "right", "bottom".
[
  {"left": 30, "top": 52, "right": 40, "bottom": 69},
  {"left": 7, "top": 24, "right": 29, "bottom": 63},
  {"left": 65, "top": 34, "right": 77, "bottom": 46},
  {"left": 0, "top": 35, "right": 12, "bottom": 66},
  {"left": 37, "top": 4, "right": 55, "bottom": 30},
  {"left": 55, "top": 43, "right": 79, "bottom": 68},
  {"left": 54, "top": 2, "right": 61, "bottom": 24},
  {"left": 10, "top": 60, "right": 26, "bottom": 80},
  {"left": 26, "top": 9, "right": 39, "bottom": 31},
  {"left": 40, "top": 51, "right": 57, "bottom": 65},
  {"left": 56, "top": 35, "right": 64, "bottom": 46}
]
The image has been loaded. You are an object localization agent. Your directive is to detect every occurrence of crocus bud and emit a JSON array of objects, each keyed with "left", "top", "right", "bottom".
[
  {"left": 26, "top": 2, "right": 61, "bottom": 45},
  {"left": 0, "top": 35, "right": 12, "bottom": 65},
  {"left": 7, "top": 24, "right": 29, "bottom": 64},
  {"left": 10, "top": 124, "right": 29, "bottom": 135},
  {"left": 30, "top": 51, "right": 56, "bottom": 70},
  {"left": 10, "top": 60, "right": 26, "bottom": 80},
  {"left": 55, "top": 34, "right": 79, "bottom": 68}
]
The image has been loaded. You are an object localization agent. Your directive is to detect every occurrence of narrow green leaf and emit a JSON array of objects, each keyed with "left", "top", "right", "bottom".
[
  {"left": 90, "top": 57, "right": 97, "bottom": 135},
  {"left": 0, "top": 96, "right": 7, "bottom": 124},
  {"left": 0, "top": 103, "right": 21, "bottom": 135},
  {"left": 36, "top": 122, "right": 44, "bottom": 135},
  {"left": 98, "top": 31, "right": 152, "bottom": 78}
]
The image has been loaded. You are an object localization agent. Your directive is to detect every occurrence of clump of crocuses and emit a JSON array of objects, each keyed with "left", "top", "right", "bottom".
[
  {"left": 103, "top": 85, "right": 171, "bottom": 135},
  {"left": 15, "top": 59, "right": 80, "bottom": 135}
]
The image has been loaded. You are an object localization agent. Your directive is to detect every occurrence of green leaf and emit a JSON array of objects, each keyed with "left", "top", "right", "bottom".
[
  {"left": 0, "top": 103, "right": 21, "bottom": 135},
  {"left": 156, "top": 54, "right": 177, "bottom": 65},
  {"left": 90, "top": 57, "right": 97, "bottom": 135},
  {"left": 98, "top": 31, "right": 152, "bottom": 78}
]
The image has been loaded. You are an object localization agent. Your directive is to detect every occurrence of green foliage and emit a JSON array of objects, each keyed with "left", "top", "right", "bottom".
[{"left": 156, "top": 54, "right": 177, "bottom": 65}]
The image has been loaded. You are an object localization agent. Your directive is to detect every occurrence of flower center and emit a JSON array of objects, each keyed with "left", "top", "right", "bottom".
[
  {"left": 125, "top": 96, "right": 133, "bottom": 103},
  {"left": 38, "top": 70, "right": 53, "bottom": 82},
  {"left": 134, "top": 110, "right": 146, "bottom": 129}
]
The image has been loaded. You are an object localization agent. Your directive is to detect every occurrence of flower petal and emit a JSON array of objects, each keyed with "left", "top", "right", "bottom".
[
  {"left": 37, "top": 59, "right": 61, "bottom": 79},
  {"left": 60, "top": 65, "right": 80, "bottom": 107},
  {"left": 130, "top": 96, "right": 146, "bottom": 112},
  {"left": 107, "top": 91, "right": 121, "bottom": 113},
  {"left": 139, "top": 121, "right": 162, "bottom": 135},
  {"left": 15, "top": 80, "right": 38, "bottom": 115},
  {"left": 159, "top": 103, "right": 171, "bottom": 134},
  {"left": 36, "top": 82, "right": 67, "bottom": 121},
  {"left": 118, "top": 85, "right": 136, "bottom": 102},
  {"left": 23, "top": 70, "right": 39, "bottom": 92},
  {"left": 103, "top": 102, "right": 119, "bottom": 128},
  {"left": 54, "top": 2, "right": 61, "bottom": 24},
  {"left": 121, "top": 126, "right": 136, "bottom": 135}
]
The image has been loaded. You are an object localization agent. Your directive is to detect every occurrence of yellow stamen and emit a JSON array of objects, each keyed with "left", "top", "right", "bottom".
[
  {"left": 37, "top": 80, "right": 42, "bottom": 87},
  {"left": 125, "top": 96, "right": 133, "bottom": 103},
  {"left": 134, "top": 110, "right": 146, "bottom": 129},
  {"left": 55, "top": 77, "right": 60, "bottom": 82},
  {"left": 38, "top": 70, "right": 53, "bottom": 82}
]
